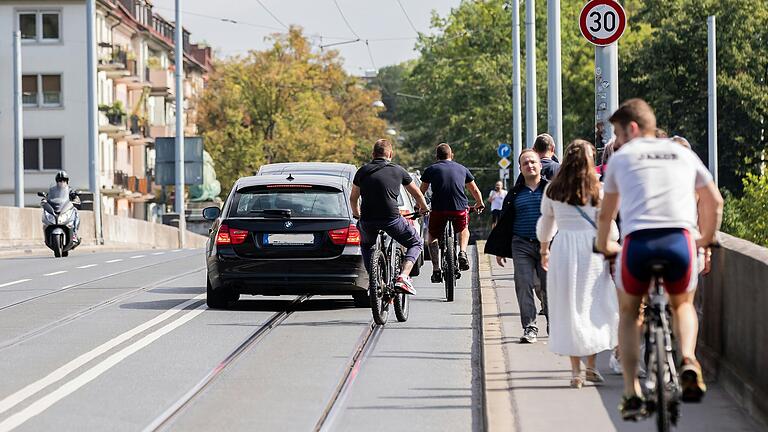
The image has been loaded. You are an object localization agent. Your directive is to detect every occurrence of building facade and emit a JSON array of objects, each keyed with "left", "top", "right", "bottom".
[{"left": 0, "top": 0, "right": 211, "bottom": 222}]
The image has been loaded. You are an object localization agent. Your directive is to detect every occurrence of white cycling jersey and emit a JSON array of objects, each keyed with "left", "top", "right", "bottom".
[{"left": 603, "top": 137, "right": 713, "bottom": 238}]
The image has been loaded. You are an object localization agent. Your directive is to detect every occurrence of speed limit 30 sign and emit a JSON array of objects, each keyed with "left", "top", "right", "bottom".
[{"left": 579, "top": 0, "right": 627, "bottom": 46}]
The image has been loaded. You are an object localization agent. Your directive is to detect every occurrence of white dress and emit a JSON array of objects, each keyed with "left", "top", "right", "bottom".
[{"left": 536, "top": 193, "right": 619, "bottom": 357}]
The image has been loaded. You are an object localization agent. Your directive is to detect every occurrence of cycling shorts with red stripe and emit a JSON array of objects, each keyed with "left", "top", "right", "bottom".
[{"left": 616, "top": 228, "right": 698, "bottom": 296}]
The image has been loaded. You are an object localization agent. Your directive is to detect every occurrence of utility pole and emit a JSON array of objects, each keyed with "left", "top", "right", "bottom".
[
  {"left": 594, "top": 44, "right": 618, "bottom": 147},
  {"left": 524, "top": 0, "right": 537, "bottom": 149},
  {"left": 707, "top": 15, "right": 718, "bottom": 186},
  {"left": 547, "top": 0, "right": 563, "bottom": 160},
  {"left": 87, "top": 0, "right": 103, "bottom": 243},
  {"left": 175, "top": 0, "right": 186, "bottom": 248},
  {"left": 13, "top": 31, "right": 24, "bottom": 208},
  {"left": 511, "top": 0, "right": 523, "bottom": 180}
]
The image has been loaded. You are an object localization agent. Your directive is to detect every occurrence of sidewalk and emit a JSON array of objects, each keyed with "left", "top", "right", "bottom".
[{"left": 478, "top": 243, "right": 765, "bottom": 432}]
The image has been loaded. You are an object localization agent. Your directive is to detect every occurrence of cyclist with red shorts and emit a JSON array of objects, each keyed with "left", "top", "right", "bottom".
[
  {"left": 419, "top": 143, "right": 484, "bottom": 283},
  {"left": 595, "top": 99, "right": 723, "bottom": 420}
]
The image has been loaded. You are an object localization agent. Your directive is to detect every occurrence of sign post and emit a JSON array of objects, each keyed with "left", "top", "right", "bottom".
[{"left": 579, "top": 0, "right": 626, "bottom": 148}]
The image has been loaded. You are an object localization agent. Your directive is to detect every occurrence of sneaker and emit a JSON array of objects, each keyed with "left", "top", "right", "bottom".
[
  {"left": 609, "top": 350, "right": 623, "bottom": 375},
  {"left": 458, "top": 251, "right": 470, "bottom": 271},
  {"left": 394, "top": 275, "right": 417, "bottom": 295},
  {"left": 619, "top": 394, "right": 647, "bottom": 421},
  {"left": 520, "top": 327, "right": 537, "bottom": 344},
  {"left": 680, "top": 357, "right": 707, "bottom": 402},
  {"left": 431, "top": 270, "right": 443, "bottom": 283}
]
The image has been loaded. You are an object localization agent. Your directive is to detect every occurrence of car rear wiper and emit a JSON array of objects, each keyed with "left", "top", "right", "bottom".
[{"left": 249, "top": 209, "right": 292, "bottom": 218}]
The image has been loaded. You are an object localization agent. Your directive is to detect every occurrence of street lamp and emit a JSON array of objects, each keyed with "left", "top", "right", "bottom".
[
  {"left": 372, "top": 100, "right": 385, "bottom": 108},
  {"left": 386, "top": 128, "right": 397, "bottom": 136}
]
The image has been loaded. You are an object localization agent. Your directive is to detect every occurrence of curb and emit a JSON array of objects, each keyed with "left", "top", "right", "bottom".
[{"left": 476, "top": 241, "right": 517, "bottom": 432}]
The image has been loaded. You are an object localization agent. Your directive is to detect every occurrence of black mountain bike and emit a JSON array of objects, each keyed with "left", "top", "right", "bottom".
[
  {"left": 438, "top": 206, "right": 482, "bottom": 302},
  {"left": 368, "top": 212, "right": 424, "bottom": 325},
  {"left": 640, "top": 261, "right": 682, "bottom": 432}
]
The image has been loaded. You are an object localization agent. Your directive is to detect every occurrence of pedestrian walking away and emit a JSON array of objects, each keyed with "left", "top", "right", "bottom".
[
  {"left": 488, "top": 181, "right": 507, "bottom": 229},
  {"left": 536, "top": 139, "right": 619, "bottom": 389},
  {"left": 485, "top": 149, "right": 549, "bottom": 344},
  {"left": 350, "top": 139, "right": 430, "bottom": 295}
]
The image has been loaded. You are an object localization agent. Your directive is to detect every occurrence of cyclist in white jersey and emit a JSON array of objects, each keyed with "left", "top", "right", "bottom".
[{"left": 595, "top": 99, "right": 723, "bottom": 420}]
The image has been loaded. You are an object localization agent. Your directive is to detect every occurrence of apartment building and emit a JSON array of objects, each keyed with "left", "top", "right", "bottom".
[{"left": 0, "top": 0, "right": 211, "bottom": 221}]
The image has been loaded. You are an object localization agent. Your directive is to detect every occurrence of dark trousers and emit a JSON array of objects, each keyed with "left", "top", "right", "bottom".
[
  {"left": 511, "top": 236, "right": 548, "bottom": 330},
  {"left": 359, "top": 216, "right": 423, "bottom": 272}
]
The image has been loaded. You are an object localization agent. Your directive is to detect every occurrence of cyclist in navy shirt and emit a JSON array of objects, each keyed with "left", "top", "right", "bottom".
[{"left": 420, "top": 143, "right": 484, "bottom": 283}]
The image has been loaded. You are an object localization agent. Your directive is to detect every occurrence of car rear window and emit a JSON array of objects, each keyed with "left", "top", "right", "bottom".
[{"left": 230, "top": 186, "right": 347, "bottom": 218}]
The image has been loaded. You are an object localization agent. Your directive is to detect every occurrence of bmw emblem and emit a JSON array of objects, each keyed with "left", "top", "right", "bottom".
[{"left": 284, "top": 221, "right": 293, "bottom": 229}]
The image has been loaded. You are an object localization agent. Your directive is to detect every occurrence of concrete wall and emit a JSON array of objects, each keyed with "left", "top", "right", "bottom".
[
  {"left": 0, "top": 1, "right": 89, "bottom": 206},
  {"left": 698, "top": 233, "right": 768, "bottom": 427},
  {"left": 0, "top": 206, "right": 206, "bottom": 249}
]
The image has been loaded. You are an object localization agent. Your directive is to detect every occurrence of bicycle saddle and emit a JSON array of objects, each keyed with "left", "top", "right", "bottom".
[{"left": 646, "top": 259, "right": 670, "bottom": 275}]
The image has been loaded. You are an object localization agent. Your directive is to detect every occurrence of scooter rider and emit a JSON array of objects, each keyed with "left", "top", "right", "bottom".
[{"left": 49, "top": 171, "right": 81, "bottom": 242}]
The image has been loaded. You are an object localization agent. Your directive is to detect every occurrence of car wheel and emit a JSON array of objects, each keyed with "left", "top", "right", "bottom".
[{"left": 206, "top": 279, "right": 233, "bottom": 309}]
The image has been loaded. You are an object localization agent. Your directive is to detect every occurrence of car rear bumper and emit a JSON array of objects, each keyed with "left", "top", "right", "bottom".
[{"left": 208, "top": 253, "right": 368, "bottom": 295}]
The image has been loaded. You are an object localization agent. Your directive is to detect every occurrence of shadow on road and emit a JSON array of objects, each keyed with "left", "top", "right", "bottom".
[{"left": 148, "top": 286, "right": 204, "bottom": 295}]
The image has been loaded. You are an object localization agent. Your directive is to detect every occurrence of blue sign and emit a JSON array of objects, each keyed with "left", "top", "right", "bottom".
[{"left": 497, "top": 143, "right": 511, "bottom": 158}]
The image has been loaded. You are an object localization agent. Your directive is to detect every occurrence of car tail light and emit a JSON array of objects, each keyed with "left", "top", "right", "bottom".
[
  {"left": 216, "top": 224, "right": 249, "bottom": 245},
  {"left": 328, "top": 224, "right": 361, "bottom": 246}
]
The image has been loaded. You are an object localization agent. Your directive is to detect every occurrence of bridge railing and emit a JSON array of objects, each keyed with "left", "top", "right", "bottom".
[{"left": 698, "top": 232, "right": 768, "bottom": 427}]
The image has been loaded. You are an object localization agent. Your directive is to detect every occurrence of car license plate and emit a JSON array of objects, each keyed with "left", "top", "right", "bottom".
[{"left": 264, "top": 233, "right": 314, "bottom": 246}]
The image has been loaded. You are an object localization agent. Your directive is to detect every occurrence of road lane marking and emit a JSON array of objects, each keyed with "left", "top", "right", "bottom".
[
  {"left": 151, "top": 252, "right": 165, "bottom": 256},
  {"left": 76, "top": 264, "right": 97, "bottom": 269},
  {"left": 0, "top": 301, "right": 207, "bottom": 432},
  {"left": 105, "top": 259, "right": 123, "bottom": 263},
  {"left": 171, "top": 249, "right": 182, "bottom": 253},
  {"left": 129, "top": 255, "right": 145, "bottom": 259},
  {"left": 43, "top": 271, "right": 67, "bottom": 276},
  {"left": 0, "top": 280, "right": 31, "bottom": 288},
  {"left": 0, "top": 294, "right": 206, "bottom": 420}
]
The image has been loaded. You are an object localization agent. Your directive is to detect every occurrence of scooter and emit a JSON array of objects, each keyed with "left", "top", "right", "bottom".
[{"left": 38, "top": 189, "right": 81, "bottom": 258}]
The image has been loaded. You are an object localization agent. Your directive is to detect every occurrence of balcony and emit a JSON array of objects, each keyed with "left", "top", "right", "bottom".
[
  {"left": 97, "top": 47, "right": 131, "bottom": 78},
  {"left": 127, "top": 115, "right": 154, "bottom": 145},
  {"left": 115, "top": 59, "right": 151, "bottom": 90},
  {"left": 149, "top": 68, "right": 175, "bottom": 97},
  {"left": 98, "top": 112, "right": 129, "bottom": 136}
]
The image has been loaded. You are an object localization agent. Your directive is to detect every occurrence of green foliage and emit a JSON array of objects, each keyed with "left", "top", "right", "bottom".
[
  {"left": 721, "top": 173, "right": 768, "bottom": 247},
  {"left": 198, "top": 28, "right": 386, "bottom": 194}
]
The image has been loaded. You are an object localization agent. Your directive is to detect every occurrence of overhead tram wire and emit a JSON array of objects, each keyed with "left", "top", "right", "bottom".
[
  {"left": 255, "top": 0, "right": 289, "bottom": 30},
  {"left": 394, "top": 0, "right": 420, "bottom": 35},
  {"left": 332, "top": 0, "right": 362, "bottom": 40}
]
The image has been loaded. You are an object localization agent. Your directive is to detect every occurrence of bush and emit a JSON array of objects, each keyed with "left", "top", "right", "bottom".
[{"left": 721, "top": 173, "right": 768, "bottom": 247}]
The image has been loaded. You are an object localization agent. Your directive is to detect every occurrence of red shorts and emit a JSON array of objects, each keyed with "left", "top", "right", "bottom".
[{"left": 428, "top": 209, "right": 469, "bottom": 239}]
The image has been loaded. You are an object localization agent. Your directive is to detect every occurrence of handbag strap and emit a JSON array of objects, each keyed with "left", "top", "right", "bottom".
[{"left": 572, "top": 204, "right": 597, "bottom": 229}]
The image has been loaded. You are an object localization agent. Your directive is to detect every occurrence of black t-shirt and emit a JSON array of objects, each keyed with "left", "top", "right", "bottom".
[
  {"left": 353, "top": 159, "right": 413, "bottom": 220},
  {"left": 421, "top": 160, "right": 474, "bottom": 211}
]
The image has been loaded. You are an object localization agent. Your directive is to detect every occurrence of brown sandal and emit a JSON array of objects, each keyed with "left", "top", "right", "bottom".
[{"left": 570, "top": 376, "right": 584, "bottom": 389}]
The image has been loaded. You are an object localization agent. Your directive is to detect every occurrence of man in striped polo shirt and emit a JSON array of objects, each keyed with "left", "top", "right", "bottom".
[{"left": 487, "top": 149, "right": 549, "bottom": 343}]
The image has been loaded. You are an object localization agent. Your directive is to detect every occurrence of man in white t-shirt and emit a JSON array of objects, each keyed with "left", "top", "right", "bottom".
[
  {"left": 595, "top": 99, "right": 723, "bottom": 421},
  {"left": 487, "top": 181, "right": 508, "bottom": 228}
]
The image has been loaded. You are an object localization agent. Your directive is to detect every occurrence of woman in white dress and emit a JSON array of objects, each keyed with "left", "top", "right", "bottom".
[{"left": 536, "top": 139, "right": 619, "bottom": 388}]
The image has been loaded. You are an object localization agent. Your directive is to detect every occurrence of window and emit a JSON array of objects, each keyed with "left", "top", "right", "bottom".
[
  {"left": 23, "top": 138, "right": 62, "bottom": 171},
  {"left": 22, "top": 74, "right": 62, "bottom": 107},
  {"left": 18, "top": 11, "right": 60, "bottom": 42}
]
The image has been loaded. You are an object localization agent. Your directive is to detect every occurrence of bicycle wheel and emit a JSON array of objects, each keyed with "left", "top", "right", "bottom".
[
  {"left": 444, "top": 232, "right": 456, "bottom": 302},
  {"left": 368, "top": 246, "right": 390, "bottom": 325},
  {"left": 393, "top": 249, "right": 409, "bottom": 322},
  {"left": 654, "top": 327, "right": 671, "bottom": 432}
]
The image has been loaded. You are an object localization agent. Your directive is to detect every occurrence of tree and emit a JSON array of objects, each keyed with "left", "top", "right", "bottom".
[
  {"left": 197, "top": 28, "right": 387, "bottom": 193},
  {"left": 721, "top": 173, "right": 768, "bottom": 246}
]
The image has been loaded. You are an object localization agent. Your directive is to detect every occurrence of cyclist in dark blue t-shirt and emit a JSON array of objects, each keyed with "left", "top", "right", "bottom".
[{"left": 420, "top": 143, "right": 484, "bottom": 283}]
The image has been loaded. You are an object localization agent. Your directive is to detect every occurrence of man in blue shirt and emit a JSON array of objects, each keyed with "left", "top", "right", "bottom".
[
  {"left": 420, "top": 143, "right": 484, "bottom": 283},
  {"left": 485, "top": 149, "right": 549, "bottom": 343}
]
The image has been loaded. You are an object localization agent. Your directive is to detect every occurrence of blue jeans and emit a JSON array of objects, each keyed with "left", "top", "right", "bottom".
[{"left": 358, "top": 216, "right": 423, "bottom": 273}]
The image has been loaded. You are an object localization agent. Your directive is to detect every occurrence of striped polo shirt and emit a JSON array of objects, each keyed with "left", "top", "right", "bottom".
[{"left": 513, "top": 184, "right": 545, "bottom": 240}]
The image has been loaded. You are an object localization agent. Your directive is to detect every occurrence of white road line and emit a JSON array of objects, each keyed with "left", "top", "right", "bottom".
[
  {"left": 76, "top": 264, "right": 97, "bottom": 269},
  {"left": 0, "top": 301, "right": 207, "bottom": 432},
  {"left": 0, "top": 294, "right": 205, "bottom": 421},
  {"left": 43, "top": 271, "right": 67, "bottom": 277},
  {"left": 0, "top": 279, "right": 31, "bottom": 288},
  {"left": 171, "top": 249, "right": 182, "bottom": 253},
  {"left": 105, "top": 259, "right": 123, "bottom": 263},
  {"left": 151, "top": 252, "right": 165, "bottom": 256},
  {"left": 60, "top": 284, "right": 74, "bottom": 290},
  {"left": 129, "top": 255, "right": 145, "bottom": 259}
]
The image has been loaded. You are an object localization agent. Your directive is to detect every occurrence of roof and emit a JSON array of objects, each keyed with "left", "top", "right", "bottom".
[
  {"left": 234, "top": 174, "right": 349, "bottom": 191},
  {"left": 257, "top": 162, "right": 357, "bottom": 180}
]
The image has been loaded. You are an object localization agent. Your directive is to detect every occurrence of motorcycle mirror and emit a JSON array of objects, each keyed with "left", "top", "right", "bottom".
[
  {"left": 37, "top": 192, "right": 47, "bottom": 198},
  {"left": 202, "top": 206, "right": 221, "bottom": 221}
]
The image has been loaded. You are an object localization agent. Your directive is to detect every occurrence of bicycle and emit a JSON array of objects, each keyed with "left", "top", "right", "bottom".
[
  {"left": 368, "top": 212, "right": 425, "bottom": 325},
  {"left": 437, "top": 205, "right": 483, "bottom": 302}
]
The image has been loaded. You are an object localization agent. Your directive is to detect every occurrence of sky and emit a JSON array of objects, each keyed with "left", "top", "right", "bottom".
[{"left": 150, "top": 0, "right": 462, "bottom": 74}]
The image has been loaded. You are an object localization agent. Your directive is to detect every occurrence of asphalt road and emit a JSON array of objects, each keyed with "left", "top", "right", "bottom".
[{"left": 0, "top": 247, "right": 482, "bottom": 432}]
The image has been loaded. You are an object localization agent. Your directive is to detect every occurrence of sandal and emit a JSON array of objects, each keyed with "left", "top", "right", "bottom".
[
  {"left": 570, "top": 376, "right": 584, "bottom": 389},
  {"left": 586, "top": 368, "right": 605, "bottom": 384}
]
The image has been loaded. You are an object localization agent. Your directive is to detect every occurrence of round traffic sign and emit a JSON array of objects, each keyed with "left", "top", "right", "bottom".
[
  {"left": 497, "top": 143, "right": 511, "bottom": 158},
  {"left": 579, "top": 0, "right": 627, "bottom": 46}
]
